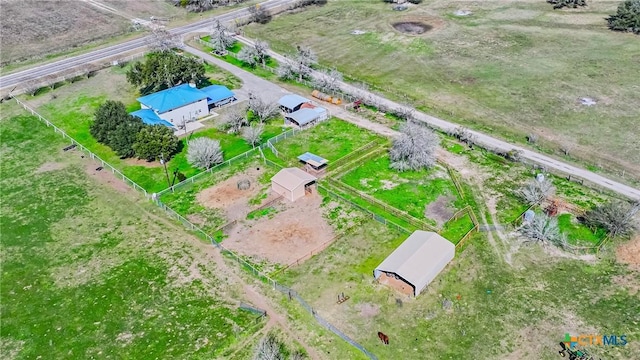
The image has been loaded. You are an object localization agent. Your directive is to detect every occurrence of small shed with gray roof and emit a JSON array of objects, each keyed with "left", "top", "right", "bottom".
[
  {"left": 374, "top": 231, "right": 454, "bottom": 296},
  {"left": 278, "top": 94, "right": 310, "bottom": 113},
  {"left": 271, "top": 168, "right": 317, "bottom": 202},
  {"left": 285, "top": 107, "right": 328, "bottom": 127}
]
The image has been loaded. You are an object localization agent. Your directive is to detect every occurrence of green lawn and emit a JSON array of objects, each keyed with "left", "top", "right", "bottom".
[
  {"left": 440, "top": 213, "right": 475, "bottom": 245},
  {"left": 340, "top": 155, "right": 464, "bottom": 221},
  {"left": 265, "top": 117, "right": 382, "bottom": 167},
  {"left": 197, "top": 39, "right": 280, "bottom": 80},
  {"left": 21, "top": 65, "right": 281, "bottom": 193},
  {"left": 557, "top": 213, "right": 606, "bottom": 246},
  {"left": 0, "top": 112, "right": 262, "bottom": 358}
]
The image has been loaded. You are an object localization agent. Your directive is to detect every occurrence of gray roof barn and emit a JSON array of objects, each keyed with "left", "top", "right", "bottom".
[
  {"left": 286, "top": 107, "right": 327, "bottom": 126},
  {"left": 278, "top": 94, "right": 310, "bottom": 111},
  {"left": 374, "top": 231, "right": 455, "bottom": 296}
]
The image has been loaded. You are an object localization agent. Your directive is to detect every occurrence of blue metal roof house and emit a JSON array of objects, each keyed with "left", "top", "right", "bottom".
[{"left": 131, "top": 83, "right": 235, "bottom": 128}]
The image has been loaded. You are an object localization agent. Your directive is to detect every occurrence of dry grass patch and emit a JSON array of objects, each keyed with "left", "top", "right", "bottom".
[{"left": 0, "top": 0, "right": 131, "bottom": 65}]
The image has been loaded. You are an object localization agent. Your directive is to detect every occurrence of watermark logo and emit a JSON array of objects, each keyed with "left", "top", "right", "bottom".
[{"left": 563, "top": 333, "right": 628, "bottom": 348}]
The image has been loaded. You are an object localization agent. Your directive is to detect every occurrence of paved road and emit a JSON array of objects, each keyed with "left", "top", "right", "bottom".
[
  {"left": 233, "top": 36, "right": 640, "bottom": 200},
  {"left": 3, "top": 0, "right": 637, "bottom": 200},
  {"left": 0, "top": 0, "right": 295, "bottom": 93}
]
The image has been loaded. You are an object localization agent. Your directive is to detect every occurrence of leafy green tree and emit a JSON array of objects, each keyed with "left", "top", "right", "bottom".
[
  {"left": 133, "top": 125, "right": 179, "bottom": 161},
  {"left": 90, "top": 101, "right": 135, "bottom": 146},
  {"left": 126, "top": 51, "right": 206, "bottom": 95},
  {"left": 547, "top": 0, "right": 587, "bottom": 9},
  {"left": 607, "top": 0, "right": 640, "bottom": 34},
  {"left": 109, "top": 120, "right": 144, "bottom": 158}
]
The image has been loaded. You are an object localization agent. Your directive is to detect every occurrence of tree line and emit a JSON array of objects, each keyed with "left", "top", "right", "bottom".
[{"left": 546, "top": 0, "right": 638, "bottom": 34}]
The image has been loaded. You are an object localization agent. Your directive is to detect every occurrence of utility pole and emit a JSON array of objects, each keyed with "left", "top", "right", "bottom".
[{"left": 160, "top": 153, "right": 171, "bottom": 190}]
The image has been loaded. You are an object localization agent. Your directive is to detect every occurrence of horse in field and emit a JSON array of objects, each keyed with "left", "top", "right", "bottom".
[{"left": 378, "top": 331, "right": 389, "bottom": 345}]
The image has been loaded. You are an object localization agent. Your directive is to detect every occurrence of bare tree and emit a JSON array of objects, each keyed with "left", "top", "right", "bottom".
[
  {"left": 187, "top": 137, "right": 223, "bottom": 169},
  {"left": 148, "top": 28, "right": 181, "bottom": 52},
  {"left": 517, "top": 178, "right": 555, "bottom": 206},
  {"left": 242, "top": 123, "right": 265, "bottom": 148},
  {"left": 451, "top": 126, "right": 476, "bottom": 147},
  {"left": 23, "top": 80, "right": 40, "bottom": 96},
  {"left": 210, "top": 19, "right": 235, "bottom": 52},
  {"left": 83, "top": 64, "right": 99, "bottom": 78},
  {"left": 389, "top": 121, "right": 440, "bottom": 171},
  {"left": 520, "top": 213, "right": 565, "bottom": 246},
  {"left": 253, "top": 334, "right": 283, "bottom": 360},
  {"left": 584, "top": 200, "right": 639, "bottom": 237},
  {"left": 44, "top": 75, "right": 59, "bottom": 90},
  {"left": 276, "top": 63, "right": 295, "bottom": 80},
  {"left": 222, "top": 106, "right": 248, "bottom": 134},
  {"left": 248, "top": 4, "right": 272, "bottom": 24},
  {"left": 248, "top": 93, "right": 278, "bottom": 123},
  {"left": 237, "top": 46, "right": 259, "bottom": 67},
  {"left": 391, "top": 105, "right": 415, "bottom": 121},
  {"left": 254, "top": 40, "right": 270, "bottom": 67},
  {"left": 312, "top": 68, "right": 343, "bottom": 94},
  {"left": 289, "top": 352, "right": 305, "bottom": 360},
  {"left": 291, "top": 46, "right": 317, "bottom": 82}
]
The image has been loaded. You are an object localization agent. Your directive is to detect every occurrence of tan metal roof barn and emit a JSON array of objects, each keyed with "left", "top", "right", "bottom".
[
  {"left": 271, "top": 168, "right": 317, "bottom": 202},
  {"left": 374, "top": 231, "right": 455, "bottom": 296}
]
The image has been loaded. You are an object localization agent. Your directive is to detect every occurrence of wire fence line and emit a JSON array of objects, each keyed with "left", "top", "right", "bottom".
[
  {"left": 329, "top": 140, "right": 382, "bottom": 174},
  {"left": 196, "top": 35, "right": 362, "bottom": 104},
  {"left": 15, "top": 98, "right": 149, "bottom": 197},
  {"left": 155, "top": 195, "right": 378, "bottom": 359},
  {"left": 156, "top": 126, "right": 308, "bottom": 197},
  {"left": 325, "top": 177, "right": 437, "bottom": 232},
  {"left": 14, "top": 52, "right": 145, "bottom": 97},
  {"left": 318, "top": 185, "right": 412, "bottom": 235},
  {"left": 156, "top": 147, "right": 260, "bottom": 196}
]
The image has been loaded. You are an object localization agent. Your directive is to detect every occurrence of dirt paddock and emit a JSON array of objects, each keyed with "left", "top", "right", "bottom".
[
  {"left": 223, "top": 194, "right": 335, "bottom": 265},
  {"left": 196, "top": 168, "right": 263, "bottom": 221},
  {"left": 617, "top": 236, "right": 640, "bottom": 272}
]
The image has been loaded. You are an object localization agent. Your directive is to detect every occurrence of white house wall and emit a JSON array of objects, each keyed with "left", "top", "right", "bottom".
[{"left": 158, "top": 99, "right": 208, "bottom": 125}]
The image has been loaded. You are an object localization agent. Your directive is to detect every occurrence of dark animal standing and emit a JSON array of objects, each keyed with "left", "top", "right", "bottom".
[{"left": 378, "top": 331, "right": 389, "bottom": 345}]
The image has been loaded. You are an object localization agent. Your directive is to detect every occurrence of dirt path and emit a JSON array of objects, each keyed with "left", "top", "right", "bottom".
[{"left": 207, "top": 247, "right": 325, "bottom": 360}]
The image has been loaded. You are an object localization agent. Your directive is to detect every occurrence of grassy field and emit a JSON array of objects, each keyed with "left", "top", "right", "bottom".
[
  {"left": 18, "top": 63, "right": 279, "bottom": 193},
  {"left": 244, "top": 0, "right": 640, "bottom": 181},
  {"left": 264, "top": 117, "right": 382, "bottom": 167},
  {"left": 557, "top": 213, "right": 607, "bottom": 246},
  {"left": 340, "top": 155, "right": 464, "bottom": 222},
  {"left": 0, "top": 107, "right": 263, "bottom": 358},
  {"left": 273, "top": 213, "right": 640, "bottom": 359},
  {"left": 0, "top": 1, "right": 131, "bottom": 66},
  {"left": 193, "top": 38, "right": 281, "bottom": 81}
]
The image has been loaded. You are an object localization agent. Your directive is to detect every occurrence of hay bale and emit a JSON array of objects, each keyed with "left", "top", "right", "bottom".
[{"left": 237, "top": 179, "right": 251, "bottom": 190}]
